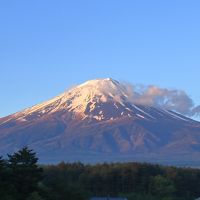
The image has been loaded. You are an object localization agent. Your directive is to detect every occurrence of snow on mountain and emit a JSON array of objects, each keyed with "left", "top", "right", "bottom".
[
  {"left": 5, "top": 78, "right": 155, "bottom": 123},
  {"left": 1, "top": 78, "right": 198, "bottom": 126},
  {"left": 0, "top": 78, "right": 200, "bottom": 165}
]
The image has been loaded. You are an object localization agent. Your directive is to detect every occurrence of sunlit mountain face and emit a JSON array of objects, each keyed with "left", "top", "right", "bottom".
[{"left": 1, "top": 78, "right": 200, "bottom": 165}]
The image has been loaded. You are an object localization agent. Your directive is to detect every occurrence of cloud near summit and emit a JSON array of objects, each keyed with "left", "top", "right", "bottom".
[{"left": 123, "top": 83, "right": 200, "bottom": 117}]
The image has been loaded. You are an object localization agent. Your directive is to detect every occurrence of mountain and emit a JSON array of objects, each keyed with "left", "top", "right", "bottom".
[{"left": 1, "top": 78, "right": 200, "bottom": 165}]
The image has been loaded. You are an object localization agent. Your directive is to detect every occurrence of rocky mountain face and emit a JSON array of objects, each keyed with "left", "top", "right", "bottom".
[{"left": 1, "top": 78, "right": 200, "bottom": 165}]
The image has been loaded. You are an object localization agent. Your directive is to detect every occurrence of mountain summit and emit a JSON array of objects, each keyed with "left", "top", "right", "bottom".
[
  {"left": 7, "top": 78, "right": 154, "bottom": 122},
  {"left": 1, "top": 78, "right": 200, "bottom": 165}
]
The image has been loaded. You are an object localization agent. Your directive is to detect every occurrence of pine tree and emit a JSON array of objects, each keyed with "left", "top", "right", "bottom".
[{"left": 8, "top": 147, "right": 43, "bottom": 200}]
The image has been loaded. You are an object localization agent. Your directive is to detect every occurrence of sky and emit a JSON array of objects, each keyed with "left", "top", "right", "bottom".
[{"left": 0, "top": 0, "right": 200, "bottom": 119}]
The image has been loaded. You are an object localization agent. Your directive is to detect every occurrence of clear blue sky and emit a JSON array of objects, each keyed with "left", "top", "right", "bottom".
[{"left": 0, "top": 0, "right": 200, "bottom": 117}]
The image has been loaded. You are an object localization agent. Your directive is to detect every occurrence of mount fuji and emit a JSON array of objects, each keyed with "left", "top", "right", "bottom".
[{"left": 1, "top": 78, "right": 200, "bottom": 165}]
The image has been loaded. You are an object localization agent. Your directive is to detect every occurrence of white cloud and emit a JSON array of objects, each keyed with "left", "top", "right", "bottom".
[{"left": 122, "top": 83, "right": 200, "bottom": 117}]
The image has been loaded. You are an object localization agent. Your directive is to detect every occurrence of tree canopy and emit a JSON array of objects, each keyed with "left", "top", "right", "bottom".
[{"left": 1, "top": 147, "right": 200, "bottom": 200}]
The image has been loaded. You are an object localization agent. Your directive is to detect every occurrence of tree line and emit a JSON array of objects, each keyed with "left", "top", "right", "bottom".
[{"left": 1, "top": 147, "right": 200, "bottom": 200}]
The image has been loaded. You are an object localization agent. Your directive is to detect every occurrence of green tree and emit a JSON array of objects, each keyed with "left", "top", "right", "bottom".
[
  {"left": 150, "top": 175, "right": 175, "bottom": 198},
  {"left": 8, "top": 146, "right": 43, "bottom": 200},
  {"left": 0, "top": 156, "right": 16, "bottom": 199},
  {"left": 0, "top": 156, "right": 6, "bottom": 193},
  {"left": 26, "top": 192, "right": 45, "bottom": 200}
]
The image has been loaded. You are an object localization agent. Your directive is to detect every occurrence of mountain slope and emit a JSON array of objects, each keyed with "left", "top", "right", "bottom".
[{"left": 1, "top": 78, "right": 200, "bottom": 165}]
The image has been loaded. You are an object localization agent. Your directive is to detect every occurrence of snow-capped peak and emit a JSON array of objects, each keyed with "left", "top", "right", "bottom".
[
  {"left": 58, "top": 78, "right": 131, "bottom": 116},
  {"left": 9, "top": 79, "right": 125, "bottom": 118},
  {"left": 76, "top": 78, "right": 123, "bottom": 94},
  {"left": 73, "top": 78, "right": 128, "bottom": 101},
  {"left": 2, "top": 78, "right": 197, "bottom": 125}
]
